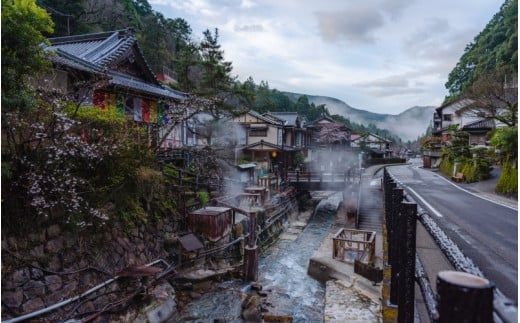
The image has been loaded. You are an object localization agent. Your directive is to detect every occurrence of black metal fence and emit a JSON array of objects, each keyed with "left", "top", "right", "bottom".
[{"left": 383, "top": 168, "right": 417, "bottom": 323}]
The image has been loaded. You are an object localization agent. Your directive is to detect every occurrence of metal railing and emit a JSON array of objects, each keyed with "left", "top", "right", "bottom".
[{"left": 286, "top": 170, "right": 361, "bottom": 183}]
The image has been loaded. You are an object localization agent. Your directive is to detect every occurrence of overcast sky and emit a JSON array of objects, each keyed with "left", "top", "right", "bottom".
[{"left": 149, "top": 0, "right": 504, "bottom": 115}]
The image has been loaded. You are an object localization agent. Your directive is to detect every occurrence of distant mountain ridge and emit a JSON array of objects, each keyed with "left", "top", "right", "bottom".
[{"left": 284, "top": 92, "right": 435, "bottom": 141}]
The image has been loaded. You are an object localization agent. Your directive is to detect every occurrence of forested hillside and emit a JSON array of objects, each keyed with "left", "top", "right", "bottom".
[{"left": 444, "top": 0, "right": 517, "bottom": 103}]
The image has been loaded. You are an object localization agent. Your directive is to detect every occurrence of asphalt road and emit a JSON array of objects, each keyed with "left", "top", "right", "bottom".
[{"left": 387, "top": 162, "right": 518, "bottom": 301}]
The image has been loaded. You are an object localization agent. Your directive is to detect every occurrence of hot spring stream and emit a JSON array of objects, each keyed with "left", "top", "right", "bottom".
[{"left": 182, "top": 192, "right": 343, "bottom": 322}]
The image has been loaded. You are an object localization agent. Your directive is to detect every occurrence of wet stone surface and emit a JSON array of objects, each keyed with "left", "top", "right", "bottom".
[{"left": 183, "top": 287, "right": 244, "bottom": 322}]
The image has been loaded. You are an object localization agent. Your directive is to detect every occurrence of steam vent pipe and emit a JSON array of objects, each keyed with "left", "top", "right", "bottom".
[
  {"left": 436, "top": 270, "right": 494, "bottom": 323},
  {"left": 244, "top": 210, "right": 259, "bottom": 281}
]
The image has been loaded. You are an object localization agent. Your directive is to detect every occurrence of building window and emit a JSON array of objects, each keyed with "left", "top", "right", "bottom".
[
  {"left": 296, "top": 132, "right": 302, "bottom": 147},
  {"left": 249, "top": 127, "right": 267, "bottom": 137},
  {"left": 443, "top": 114, "right": 452, "bottom": 121}
]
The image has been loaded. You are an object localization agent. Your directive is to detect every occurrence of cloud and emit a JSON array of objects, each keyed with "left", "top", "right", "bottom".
[
  {"left": 150, "top": 0, "right": 505, "bottom": 114},
  {"left": 355, "top": 75, "right": 409, "bottom": 89},
  {"left": 314, "top": 0, "right": 415, "bottom": 44},
  {"left": 240, "top": 0, "right": 257, "bottom": 9},
  {"left": 401, "top": 17, "right": 478, "bottom": 77},
  {"left": 403, "top": 18, "right": 453, "bottom": 58},
  {"left": 353, "top": 74, "right": 427, "bottom": 98},
  {"left": 380, "top": 0, "right": 416, "bottom": 20},
  {"left": 315, "top": 6, "right": 384, "bottom": 44},
  {"left": 234, "top": 24, "right": 264, "bottom": 32}
]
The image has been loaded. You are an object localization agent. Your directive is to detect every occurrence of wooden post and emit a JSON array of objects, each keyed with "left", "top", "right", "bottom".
[
  {"left": 397, "top": 202, "right": 417, "bottom": 323},
  {"left": 437, "top": 271, "right": 494, "bottom": 323},
  {"left": 390, "top": 187, "right": 403, "bottom": 304},
  {"left": 244, "top": 211, "right": 259, "bottom": 281},
  {"left": 244, "top": 245, "right": 259, "bottom": 281}
]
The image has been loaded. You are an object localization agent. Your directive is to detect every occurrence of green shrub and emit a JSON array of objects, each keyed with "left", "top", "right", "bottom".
[
  {"left": 439, "top": 158, "right": 454, "bottom": 177},
  {"left": 460, "top": 162, "right": 476, "bottom": 182},
  {"left": 197, "top": 191, "right": 210, "bottom": 207},
  {"left": 460, "top": 158, "right": 492, "bottom": 183},
  {"left": 495, "top": 160, "right": 518, "bottom": 196}
]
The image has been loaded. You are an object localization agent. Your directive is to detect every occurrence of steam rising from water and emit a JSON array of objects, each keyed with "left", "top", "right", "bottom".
[{"left": 307, "top": 149, "right": 360, "bottom": 174}]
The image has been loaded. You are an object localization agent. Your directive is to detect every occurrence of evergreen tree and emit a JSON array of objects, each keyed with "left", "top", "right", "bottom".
[
  {"left": 444, "top": 0, "right": 517, "bottom": 102},
  {"left": 198, "top": 29, "right": 234, "bottom": 97},
  {"left": 2, "top": 0, "right": 54, "bottom": 113}
]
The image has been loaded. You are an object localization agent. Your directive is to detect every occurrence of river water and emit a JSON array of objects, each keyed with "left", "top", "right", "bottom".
[{"left": 182, "top": 192, "right": 343, "bottom": 322}]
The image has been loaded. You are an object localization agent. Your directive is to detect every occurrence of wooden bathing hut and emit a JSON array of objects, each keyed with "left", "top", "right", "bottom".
[{"left": 188, "top": 206, "right": 234, "bottom": 242}]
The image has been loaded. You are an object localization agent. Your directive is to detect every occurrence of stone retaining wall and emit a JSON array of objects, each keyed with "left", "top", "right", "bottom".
[{"left": 1, "top": 219, "right": 177, "bottom": 321}]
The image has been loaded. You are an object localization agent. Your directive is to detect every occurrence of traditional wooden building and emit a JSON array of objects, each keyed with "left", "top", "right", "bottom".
[
  {"left": 431, "top": 99, "right": 483, "bottom": 144},
  {"left": 351, "top": 133, "right": 392, "bottom": 157},
  {"left": 232, "top": 110, "right": 309, "bottom": 174},
  {"left": 42, "top": 28, "right": 188, "bottom": 147}
]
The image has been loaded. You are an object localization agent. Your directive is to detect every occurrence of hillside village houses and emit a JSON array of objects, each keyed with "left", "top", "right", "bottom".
[
  {"left": 42, "top": 28, "right": 394, "bottom": 182},
  {"left": 351, "top": 133, "right": 393, "bottom": 158},
  {"left": 423, "top": 98, "right": 504, "bottom": 168}
]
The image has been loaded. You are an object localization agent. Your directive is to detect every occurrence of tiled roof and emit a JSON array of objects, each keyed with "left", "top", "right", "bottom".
[
  {"left": 436, "top": 98, "right": 474, "bottom": 113},
  {"left": 44, "top": 29, "right": 187, "bottom": 101},
  {"left": 109, "top": 72, "right": 187, "bottom": 100},
  {"left": 247, "top": 110, "right": 284, "bottom": 126},
  {"left": 461, "top": 119, "right": 494, "bottom": 130},
  {"left": 52, "top": 49, "right": 104, "bottom": 75},
  {"left": 46, "top": 30, "right": 135, "bottom": 67},
  {"left": 266, "top": 112, "right": 299, "bottom": 127},
  {"left": 306, "top": 115, "right": 348, "bottom": 129},
  {"left": 242, "top": 140, "right": 298, "bottom": 151}
]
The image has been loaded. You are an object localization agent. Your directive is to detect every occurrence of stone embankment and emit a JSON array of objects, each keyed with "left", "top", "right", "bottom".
[{"left": 2, "top": 219, "right": 179, "bottom": 322}]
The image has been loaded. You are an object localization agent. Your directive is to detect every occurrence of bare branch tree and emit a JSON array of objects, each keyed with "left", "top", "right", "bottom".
[
  {"left": 154, "top": 94, "right": 217, "bottom": 152},
  {"left": 314, "top": 122, "right": 350, "bottom": 144},
  {"left": 461, "top": 71, "right": 518, "bottom": 127}
]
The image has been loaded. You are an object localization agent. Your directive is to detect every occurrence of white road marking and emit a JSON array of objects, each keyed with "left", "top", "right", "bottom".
[{"left": 405, "top": 186, "right": 444, "bottom": 218}]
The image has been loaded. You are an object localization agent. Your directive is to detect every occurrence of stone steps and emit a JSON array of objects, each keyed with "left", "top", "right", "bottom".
[{"left": 358, "top": 183, "right": 383, "bottom": 234}]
